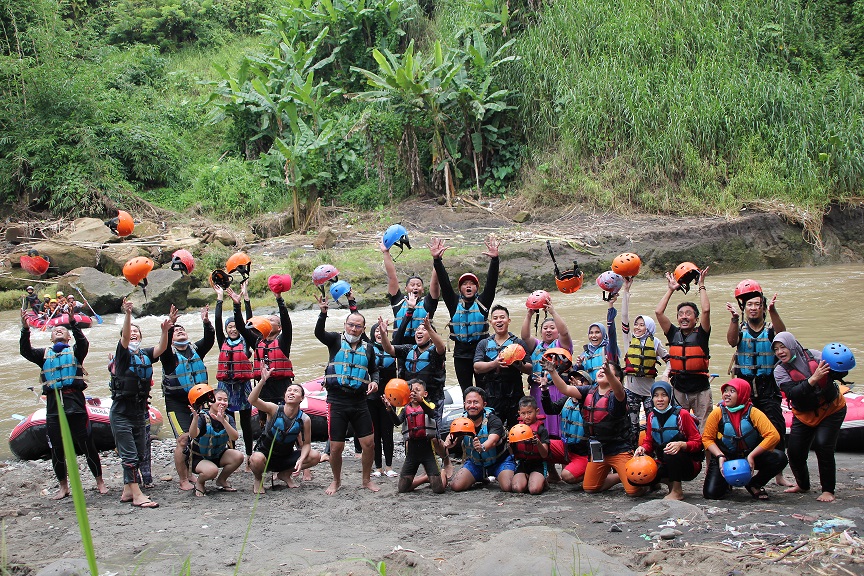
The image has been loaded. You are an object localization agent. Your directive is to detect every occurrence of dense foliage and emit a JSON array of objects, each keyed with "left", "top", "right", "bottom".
[{"left": 0, "top": 0, "right": 861, "bottom": 220}]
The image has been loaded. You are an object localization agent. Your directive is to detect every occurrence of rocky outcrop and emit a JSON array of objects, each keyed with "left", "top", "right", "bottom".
[
  {"left": 251, "top": 212, "right": 292, "bottom": 239},
  {"left": 58, "top": 268, "right": 132, "bottom": 314},
  {"left": 99, "top": 244, "right": 150, "bottom": 277},
  {"left": 56, "top": 218, "right": 117, "bottom": 245},
  {"left": 126, "top": 268, "right": 192, "bottom": 316}
]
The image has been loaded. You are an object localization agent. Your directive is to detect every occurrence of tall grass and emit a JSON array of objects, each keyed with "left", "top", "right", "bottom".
[{"left": 495, "top": 0, "right": 864, "bottom": 213}]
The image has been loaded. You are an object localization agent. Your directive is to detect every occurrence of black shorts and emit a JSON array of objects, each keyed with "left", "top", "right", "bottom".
[
  {"left": 165, "top": 394, "right": 193, "bottom": 439},
  {"left": 400, "top": 438, "right": 440, "bottom": 478},
  {"left": 327, "top": 401, "right": 374, "bottom": 443},
  {"left": 515, "top": 459, "right": 547, "bottom": 477},
  {"left": 191, "top": 451, "right": 227, "bottom": 471},
  {"left": 254, "top": 447, "right": 302, "bottom": 473}
]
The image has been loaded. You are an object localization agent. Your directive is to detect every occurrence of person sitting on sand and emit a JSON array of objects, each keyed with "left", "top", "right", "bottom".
[
  {"left": 541, "top": 367, "right": 591, "bottom": 486},
  {"left": 248, "top": 365, "right": 322, "bottom": 494},
  {"left": 509, "top": 396, "right": 551, "bottom": 495},
  {"left": 384, "top": 379, "right": 446, "bottom": 494},
  {"left": 634, "top": 381, "right": 703, "bottom": 500},
  {"left": 702, "top": 378, "right": 788, "bottom": 500},
  {"left": 188, "top": 388, "right": 244, "bottom": 496},
  {"left": 443, "top": 386, "right": 515, "bottom": 492}
]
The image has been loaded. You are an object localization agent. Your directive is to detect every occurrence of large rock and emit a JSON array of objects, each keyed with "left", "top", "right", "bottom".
[
  {"left": 251, "top": 212, "right": 293, "bottom": 239},
  {"left": 157, "top": 227, "right": 203, "bottom": 265},
  {"left": 98, "top": 244, "right": 150, "bottom": 277},
  {"left": 5, "top": 224, "right": 30, "bottom": 244},
  {"left": 623, "top": 499, "right": 707, "bottom": 524},
  {"left": 58, "top": 217, "right": 116, "bottom": 245},
  {"left": 313, "top": 226, "right": 337, "bottom": 250},
  {"left": 451, "top": 526, "right": 635, "bottom": 576},
  {"left": 127, "top": 268, "right": 191, "bottom": 316},
  {"left": 28, "top": 240, "right": 98, "bottom": 275},
  {"left": 58, "top": 268, "right": 130, "bottom": 314},
  {"left": 130, "top": 219, "right": 160, "bottom": 239}
]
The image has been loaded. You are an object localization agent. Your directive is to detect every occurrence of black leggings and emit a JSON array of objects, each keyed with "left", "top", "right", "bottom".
[
  {"left": 368, "top": 397, "right": 394, "bottom": 468},
  {"left": 657, "top": 450, "right": 702, "bottom": 483},
  {"left": 46, "top": 413, "right": 102, "bottom": 482},
  {"left": 703, "top": 449, "right": 788, "bottom": 499},
  {"left": 750, "top": 393, "right": 786, "bottom": 451},
  {"left": 787, "top": 406, "right": 846, "bottom": 494},
  {"left": 234, "top": 409, "right": 253, "bottom": 455},
  {"left": 454, "top": 356, "right": 477, "bottom": 395}
]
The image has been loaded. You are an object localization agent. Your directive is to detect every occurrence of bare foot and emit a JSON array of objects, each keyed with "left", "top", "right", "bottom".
[
  {"left": 179, "top": 480, "right": 195, "bottom": 491},
  {"left": 320, "top": 454, "right": 330, "bottom": 463},
  {"left": 96, "top": 479, "right": 109, "bottom": 494},
  {"left": 277, "top": 471, "right": 298, "bottom": 488},
  {"left": 252, "top": 480, "right": 265, "bottom": 495},
  {"left": 784, "top": 485, "right": 805, "bottom": 493},
  {"left": 325, "top": 481, "right": 341, "bottom": 495},
  {"left": 443, "top": 463, "right": 455, "bottom": 481},
  {"left": 245, "top": 459, "right": 252, "bottom": 473},
  {"left": 362, "top": 480, "right": 381, "bottom": 492},
  {"left": 303, "top": 470, "right": 313, "bottom": 481},
  {"left": 817, "top": 491, "right": 836, "bottom": 502},
  {"left": 775, "top": 475, "right": 794, "bottom": 487},
  {"left": 664, "top": 491, "right": 685, "bottom": 501},
  {"left": 51, "top": 488, "right": 70, "bottom": 500}
]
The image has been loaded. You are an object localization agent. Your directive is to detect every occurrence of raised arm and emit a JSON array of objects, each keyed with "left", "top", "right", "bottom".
[
  {"left": 121, "top": 298, "right": 133, "bottom": 349},
  {"left": 427, "top": 317, "right": 446, "bottom": 354},
  {"left": 605, "top": 297, "right": 619, "bottom": 363},
  {"left": 381, "top": 242, "right": 400, "bottom": 297},
  {"left": 277, "top": 295, "right": 292, "bottom": 355},
  {"left": 725, "top": 301, "right": 741, "bottom": 347},
  {"left": 241, "top": 281, "right": 253, "bottom": 321},
  {"left": 430, "top": 238, "right": 457, "bottom": 313},
  {"left": 620, "top": 277, "right": 632, "bottom": 328},
  {"left": 214, "top": 286, "right": 225, "bottom": 348},
  {"left": 377, "top": 316, "right": 395, "bottom": 357},
  {"left": 520, "top": 309, "right": 539, "bottom": 352},
  {"left": 153, "top": 314, "right": 172, "bottom": 359},
  {"left": 654, "top": 273, "right": 678, "bottom": 335},
  {"left": 248, "top": 364, "right": 278, "bottom": 417},
  {"left": 767, "top": 293, "right": 785, "bottom": 333},
  {"left": 697, "top": 267, "right": 710, "bottom": 333},
  {"left": 477, "top": 235, "right": 500, "bottom": 309},
  {"left": 547, "top": 366, "right": 583, "bottom": 400}
]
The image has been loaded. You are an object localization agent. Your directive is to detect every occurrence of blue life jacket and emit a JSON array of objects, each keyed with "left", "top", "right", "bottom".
[
  {"left": 530, "top": 340, "right": 558, "bottom": 375},
  {"left": 650, "top": 408, "right": 685, "bottom": 448},
  {"left": 258, "top": 405, "right": 304, "bottom": 455},
  {"left": 111, "top": 348, "right": 153, "bottom": 401},
  {"left": 581, "top": 345, "right": 605, "bottom": 381},
  {"left": 192, "top": 413, "right": 232, "bottom": 460},
  {"left": 449, "top": 299, "right": 488, "bottom": 343},
  {"left": 163, "top": 345, "right": 208, "bottom": 395},
  {"left": 42, "top": 347, "right": 79, "bottom": 390},
  {"left": 719, "top": 405, "right": 761, "bottom": 455},
  {"left": 394, "top": 299, "right": 428, "bottom": 338},
  {"left": 734, "top": 323, "right": 775, "bottom": 377},
  {"left": 401, "top": 344, "right": 445, "bottom": 395},
  {"left": 376, "top": 346, "right": 395, "bottom": 371},
  {"left": 483, "top": 334, "right": 517, "bottom": 361},
  {"left": 462, "top": 410, "right": 503, "bottom": 467},
  {"left": 559, "top": 397, "right": 585, "bottom": 446},
  {"left": 326, "top": 338, "right": 371, "bottom": 391}
]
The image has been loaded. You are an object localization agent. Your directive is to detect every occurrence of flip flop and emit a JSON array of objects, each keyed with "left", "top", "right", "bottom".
[
  {"left": 216, "top": 485, "right": 237, "bottom": 492},
  {"left": 745, "top": 485, "right": 770, "bottom": 500},
  {"left": 194, "top": 487, "right": 206, "bottom": 497},
  {"left": 132, "top": 499, "right": 159, "bottom": 508}
]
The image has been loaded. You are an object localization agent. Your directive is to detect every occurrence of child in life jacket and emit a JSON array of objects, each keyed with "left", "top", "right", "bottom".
[
  {"left": 542, "top": 367, "right": 591, "bottom": 486},
  {"left": 702, "top": 378, "right": 788, "bottom": 500},
  {"left": 188, "top": 389, "right": 244, "bottom": 497},
  {"left": 509, "top": 396, "right": 550, "bottom": 494},
  {"left": 384, "top": 379, "right": 446, "bottom": 493},
  {"left": 634, "top": 381, "right": 703, "bottom": 500}
]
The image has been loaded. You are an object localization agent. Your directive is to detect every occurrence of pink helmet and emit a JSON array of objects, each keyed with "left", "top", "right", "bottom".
[
  {"left": 312, "top": 264, "right": 339, "bottom": 287},
  {"left": 526, "top": 290, "right": 551, "bottom": 310},
  {"left": 596, "top": 271, "right": 624, "bottom": 301}
]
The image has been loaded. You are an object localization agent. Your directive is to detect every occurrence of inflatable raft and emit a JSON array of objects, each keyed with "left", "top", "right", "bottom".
[
  {"left": 783, "top": 389, "right": 864, "bottom": 452},
  {"left": 23, "top": 311, "right": 93, "bottom": 330},
  {"left": 9, "top": 398, "right": 163, "bottom": 461}
]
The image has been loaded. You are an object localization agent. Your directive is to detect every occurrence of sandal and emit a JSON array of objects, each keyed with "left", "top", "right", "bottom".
[
  {"left": 132, "top": 499, "right": 159, "bottom": 508},
  {"left": 745, "top": 485, "right": 770, "bottom": 500},
  {"left": 194, "top": 487, "right": 207, "bottom": 498},
  {"left": 216, "top": 485, "right": 237, "bottom": 492}
]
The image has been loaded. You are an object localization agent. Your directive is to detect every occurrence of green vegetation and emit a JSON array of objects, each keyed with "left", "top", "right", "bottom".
[{"left": 1, "top": 0, "right": 861, "bottom": 221}]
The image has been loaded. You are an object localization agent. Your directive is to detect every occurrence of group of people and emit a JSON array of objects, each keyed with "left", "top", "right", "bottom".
[
  {"left": 23, "top": 286, "right": 85, "bottom": 319},
  {"left": 19, "top": 236, "right": 854, "bottom": 507}
]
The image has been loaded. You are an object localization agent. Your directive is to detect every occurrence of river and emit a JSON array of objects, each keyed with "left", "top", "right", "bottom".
[{"left": 2, "top": 265, "right": 861, "bottom": 458}]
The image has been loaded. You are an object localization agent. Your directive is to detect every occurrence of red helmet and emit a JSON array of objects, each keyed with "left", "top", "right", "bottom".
[
  {"left": 268, "top": 274, "right": 293, "bottom": 295},
  {"left": 734, "top": 279, "right": 763, "bottom": 309},
  {"left": 458, "top": 273, "right": 480, "bottom": 287},
  {"left": 20, "top": 251, "right": 50, "bottom": 276},
  {"left": 225, "top": 252, "right": 251, "bottom": 280},
  {"left": 611, "top": 253, "right": 641, "bottom": 278},
  {"left": 526, "top": 290, "right": 551, "bottom": 310},
  {"left": 312, "top": 264, "right": 340, "bottom": 287},
  {"left": 170, "top": 249, "right": 195, "bottom": 275},
  {"left": 673, "top": 262, "right": 701, "bottom": 294}
]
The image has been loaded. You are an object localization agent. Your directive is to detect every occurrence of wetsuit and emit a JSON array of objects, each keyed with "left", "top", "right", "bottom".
[
  {"left": 433, "top": 255, "right": 499, "bottom": 394},
  {"left": 160, "top": 323, "right": 215, "bottom": 438}
]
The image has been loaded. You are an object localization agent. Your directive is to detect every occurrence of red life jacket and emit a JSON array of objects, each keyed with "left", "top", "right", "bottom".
[
  {"left": 581, "top": 386, "right": 630, "bottom": 444},
  {"left": 511, "top": 419, "right": 544, "bottom": 461},
  {"left": 404, "top": 404, "right": 436, "bottom": 440},
  {"left": 216, "top": 340, "right": 253, "bottom": 381},
  {"left": 786, "top": 351, "right": 828, "bottom": 389},
  {"left": 253, "top": 338, "right": 294, "bottom": 380},
  {"left": 668, "top": 329, "right": 709, "bottom": 376}
]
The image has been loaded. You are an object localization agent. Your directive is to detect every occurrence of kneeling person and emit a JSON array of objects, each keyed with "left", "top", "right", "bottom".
[
  {"left": 443, "top": 386, "right": 515, "bottom": 492},
  {"left": 189, "top": 388, "right": 244, "bottom": 496},
  {"left": 249, "top": 366, "right": 322, "bottom": 494},
  {"left": 385, "top": 379, "right": 445, "bottom": 493},
  {"left": 509, "top": 396, "right": 550, "bottom": 495}
]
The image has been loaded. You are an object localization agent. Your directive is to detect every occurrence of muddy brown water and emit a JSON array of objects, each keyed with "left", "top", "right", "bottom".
[{"left": 2, "top": 265, "right": 862, "bottom": 458}]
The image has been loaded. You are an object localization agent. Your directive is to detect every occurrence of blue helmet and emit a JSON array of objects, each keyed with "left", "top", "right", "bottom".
[
  {"left": 721, "top": 458, "right": 752, "bottom": 487},
  {"left": 329, "top": 280, "right": 351, "bottom": 302},
  {"left": 822, "top": 343, "right": 856, "bottom": 372},
  {"left": 383, "top": 224, "right": 410, "bottom": 253}
]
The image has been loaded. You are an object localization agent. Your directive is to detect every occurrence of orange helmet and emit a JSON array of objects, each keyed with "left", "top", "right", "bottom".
[
  {"left": 499, "top": 343, "right": 526, "bottom": 366},
  {"left": 384, "top": 378, "right": 411, "bottom": 408},
  {"left": 106, "top": 210, "right": 135, "bottom": 237},
  {"left": 123, "top": 257, "right": 154, "bottom": 287},
  {"left": 245, "top": 316, "right": 272, "bottom": 340},
  {"left": 624, "top": 455, "right": 659, "bottom": 486},
  {"left": 547, "top": 241, "right": 584, "bottom": 294},
  {"left": 673, "top": 262, "right": 701, "bottom": 294},
  {"left": 188, "top": 384, "right": 215, "bottom": 408},
  {"left": 450, "top": 417, "right": 476, "bottom": 436},
  {"left": 225, "top": 252, "right": 251, "bottom": 280},
  {"left": 170, "top": 249, "right": 195, "bottom": 275},
  {"left": 268, "top": 274, "right": 293, "bottom": 295},
  {"left": 526, "top": 290, "right": 551, "bottom": 310},
  {"left": 541, "top": 347, "right": 573, "bottom": 371},
  {"left": 508, "top": 423, "right": 534, "bottom": 444},
  {"left": 20, "top": 250, "right": 50, "bottom": 276},
  {"left": 612, "top": 252, "right": 641, "bottom": 278}
]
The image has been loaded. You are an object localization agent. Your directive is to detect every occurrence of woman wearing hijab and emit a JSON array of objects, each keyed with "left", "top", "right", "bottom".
[
  {"left": 701, "top": 378, "right": 788, "bottom": 499},
  {"left": 773, "top": 332, "right": 846, "bottom": 502},
  {"left": 576, "top": 296, "right": 620, "bottom": 382},
  {"left": 621, "top": 278, "right": 670, "bottom": 447},
  {"left": 634, "top": 381, "right": 703, "bottom": 500}
]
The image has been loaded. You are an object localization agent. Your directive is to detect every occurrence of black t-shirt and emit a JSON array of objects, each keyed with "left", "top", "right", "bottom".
[
  {"left": 665, "top": 325, "right": 711, "bottom": 393},
  {"left": 473, "top": 334, "right": 530, "bottom": 399},
  {"left": 111, "top": 342, "right": 157, "bottom": 417}
]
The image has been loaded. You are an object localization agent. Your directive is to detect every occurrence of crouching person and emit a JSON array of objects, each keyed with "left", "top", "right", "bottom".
[{"left": 188, "top": 387, "right": 244, "bottom": 496}]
